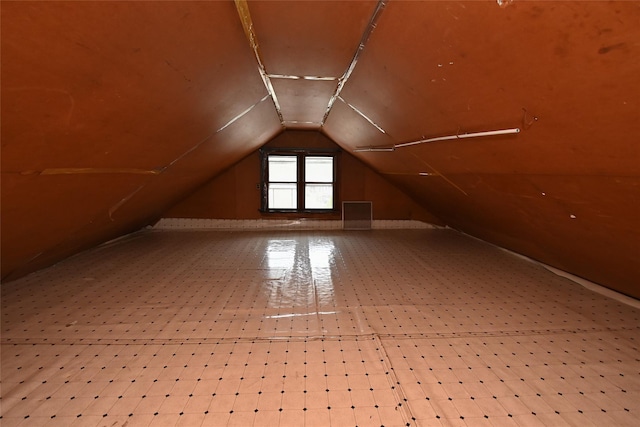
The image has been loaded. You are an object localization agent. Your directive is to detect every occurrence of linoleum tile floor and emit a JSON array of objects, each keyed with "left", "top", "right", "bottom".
[{"left": 1, "top": 229, "right": 639, "bottom": 427}]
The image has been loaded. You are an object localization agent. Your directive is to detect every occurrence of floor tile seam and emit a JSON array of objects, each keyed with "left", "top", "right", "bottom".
[
  {"left": 375, "top": 326, "right": 639, "bottom": 341},
  {"left": 371, "top": 334, "right": 415, "bottom": 425},
  {"left": 0, "top": 334, "right": 380, "bottom": 348},
  {"left": 2, "top": 323, "right": 638, "bottom": 347}
]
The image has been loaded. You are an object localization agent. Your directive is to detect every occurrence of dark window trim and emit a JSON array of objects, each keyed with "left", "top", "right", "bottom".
[{"left": 260, "top": 147, "right": 341, "bottom": 214}]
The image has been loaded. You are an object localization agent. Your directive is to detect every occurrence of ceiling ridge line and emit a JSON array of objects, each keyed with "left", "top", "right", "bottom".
[
  {"left": 321, "top": 0, "right": 388, "bottom": 127},
  {"left": 234, "top": 0, "right": 284, "bottom": 126}
]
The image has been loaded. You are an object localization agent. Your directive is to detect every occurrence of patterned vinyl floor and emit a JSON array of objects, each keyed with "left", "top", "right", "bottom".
[{"left": 1, "top": 229, "right": 638, "bottom": 426}]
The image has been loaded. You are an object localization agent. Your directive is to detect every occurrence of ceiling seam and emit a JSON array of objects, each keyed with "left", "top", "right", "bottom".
[
  {"left": 234, "top": 0, "right": 284, "bottom": 126},
  {"left": 158, "top": 94, "right": 272, "bottom": 172},
  {"left": 409, "top": 152, "right": 468, "bottom": 196},
  {"left": 268, "top": 74, "right": 338, "bottom": 81},
  {"left": 321, "top": 0, "right": 387, "bottom": 127},
  {"left": 216, "top": 94, "right": 271, "bottom": 133},
  {"left": 337, "top": 95, "right": 386, "bottom": 134},
  {"left": 38, "top": 168, "right": 161, "bottom": 176}
]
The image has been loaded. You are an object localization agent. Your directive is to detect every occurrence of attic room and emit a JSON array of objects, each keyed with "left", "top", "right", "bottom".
[{"left": 1, "top": 0, "right": 639, "bottom": 426}]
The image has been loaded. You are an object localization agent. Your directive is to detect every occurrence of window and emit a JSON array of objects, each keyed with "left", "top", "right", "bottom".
[
  {"left": 261, "top": 148, "right": 339, "bottom": 213},
  {"left": 268, "top": 155, "right": 298, "bottom": 209}
]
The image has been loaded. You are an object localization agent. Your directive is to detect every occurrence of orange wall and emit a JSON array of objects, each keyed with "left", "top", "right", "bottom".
[{"left": 165, "top": 131, "right": 442, "bottom": 224}]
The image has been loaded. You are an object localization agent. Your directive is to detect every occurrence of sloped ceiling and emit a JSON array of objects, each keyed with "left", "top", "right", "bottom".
[{"left": 1, "top": 1, "right": 639, "bottom": 298}]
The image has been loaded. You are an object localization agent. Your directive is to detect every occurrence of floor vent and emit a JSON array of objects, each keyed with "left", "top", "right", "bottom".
[{"left": 342, "top": 201, "right": 372, "bottom": 230}]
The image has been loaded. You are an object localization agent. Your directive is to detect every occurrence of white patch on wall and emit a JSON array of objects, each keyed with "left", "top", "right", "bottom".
[{"left": 154, "top": 217, "right": 437, "bottom": 231}]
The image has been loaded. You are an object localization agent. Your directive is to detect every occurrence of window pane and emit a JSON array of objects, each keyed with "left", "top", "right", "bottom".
[
  {"left": 268, "top": 183, "right": 297, "bottom": 209},
  {"left": 269, "top": 155, "right": 297, "bottom": 182},
  {"left": 305, "top": 157, "right": 333, "bottom": 183},
  {"left": 305, "top": 184, "right": 333, "bottom": 209}
]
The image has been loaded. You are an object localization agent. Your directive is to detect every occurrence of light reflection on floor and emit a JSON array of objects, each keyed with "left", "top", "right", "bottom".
[
  {"left": 1, "top": 229, "right": 639, "bottom": 427},
  {"left": 263, "top": 237, "right": 337, "bottom": 316}
]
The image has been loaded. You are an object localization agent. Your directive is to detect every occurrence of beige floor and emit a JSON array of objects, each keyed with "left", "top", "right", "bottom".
[{"left": 1, "top": 229, "right": 639, "bottom": 426}]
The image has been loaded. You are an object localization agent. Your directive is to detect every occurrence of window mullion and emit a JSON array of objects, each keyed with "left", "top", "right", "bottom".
[{"left": 298, "top": 153, "right": 305, "bottom": 211}]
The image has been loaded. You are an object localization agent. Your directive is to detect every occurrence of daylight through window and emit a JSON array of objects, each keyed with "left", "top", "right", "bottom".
[{"left": 261, "top": 149, "right": 338, "bottom": 213}]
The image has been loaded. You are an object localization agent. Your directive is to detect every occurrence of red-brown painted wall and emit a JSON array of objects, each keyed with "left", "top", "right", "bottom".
[
  {"left": 2, "top": 1, "right": 638, "bottom": 299},
  {"left": 165, "top": 131, "right": 441, "bottom": 223}
]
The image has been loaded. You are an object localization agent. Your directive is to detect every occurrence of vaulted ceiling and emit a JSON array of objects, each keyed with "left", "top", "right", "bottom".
[{"left": 2, "top": 1, "right": 639, "bottom": 298}]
